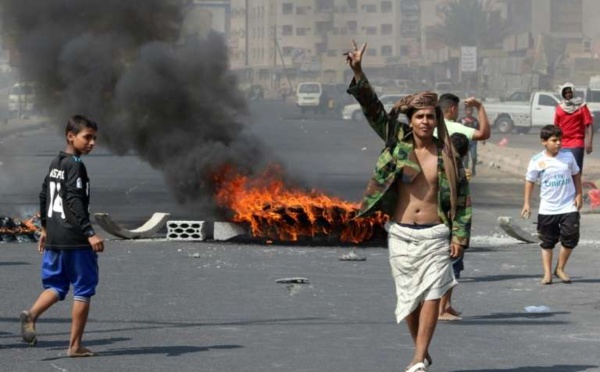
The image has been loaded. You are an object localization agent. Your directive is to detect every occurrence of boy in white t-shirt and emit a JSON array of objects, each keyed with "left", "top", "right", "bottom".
[{"left": 521, "top": 125, "right": 583, "bottom": 285}]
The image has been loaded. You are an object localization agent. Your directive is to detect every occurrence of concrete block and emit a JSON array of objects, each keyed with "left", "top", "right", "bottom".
[
  {"left": 213, "top": 222, "right": 247, "bottom": 241},
  {"left": 167, "top": 220, "right": 207, "bottom": 241},
  {"left": 94, "top": 212, "right": 170, "bottom": 239},
  {"left": 497, "top": 216, "right": 537, "bottom": 243}
]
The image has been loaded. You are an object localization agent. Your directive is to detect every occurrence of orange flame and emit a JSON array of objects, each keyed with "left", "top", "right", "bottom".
[
  {"left": 215, "top": 165, "right": 387, "bottom": 243},
  {"left": 0, "top": 214, "right": 40, "bottom": 235}
]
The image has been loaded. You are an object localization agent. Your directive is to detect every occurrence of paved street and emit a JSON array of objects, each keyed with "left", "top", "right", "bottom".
[{"left": 1, "top": 101, "right": 600, "bottom": 371}]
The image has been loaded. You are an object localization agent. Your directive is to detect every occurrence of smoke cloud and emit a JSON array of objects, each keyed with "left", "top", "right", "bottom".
[{"left": 3, "top": 0, "right": 268, "bottom": 217}]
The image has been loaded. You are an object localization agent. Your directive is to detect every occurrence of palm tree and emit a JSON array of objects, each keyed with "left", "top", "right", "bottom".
[{"left": 428, "top": 0, "right": 512, "bottom": 50}]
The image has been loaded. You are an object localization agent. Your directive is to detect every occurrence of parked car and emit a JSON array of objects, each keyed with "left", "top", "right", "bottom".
[
  {"left": 296, "top": 82, "right": 322, "bottom": 113},
  {"left": 502, "top": 91, "right": 531, "bottom": 103},
  {"left": 485, "top": 91, "right": 559, "bottom": 133},
  {"left": 342, "top": 93, "right": 409, "bottom": 122}
]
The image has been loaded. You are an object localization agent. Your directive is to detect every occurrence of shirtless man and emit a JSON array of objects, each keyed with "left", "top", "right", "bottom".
[{"left": 345, "top": 40, "right": 472, "bottom": 372}]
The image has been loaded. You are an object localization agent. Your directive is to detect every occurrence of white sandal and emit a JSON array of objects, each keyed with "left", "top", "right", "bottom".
[{"left": 406, "top": 362, "right": 427, "bottom": 372}]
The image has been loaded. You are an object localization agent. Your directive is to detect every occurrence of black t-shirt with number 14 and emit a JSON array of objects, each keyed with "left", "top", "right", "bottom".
[{"left": 39, "top": 151, "right": 95, "bottom": 249}]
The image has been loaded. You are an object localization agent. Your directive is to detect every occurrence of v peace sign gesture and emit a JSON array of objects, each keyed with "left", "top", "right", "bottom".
[{"left": 345, "top": 39, "right": 367, "bottom": 75}]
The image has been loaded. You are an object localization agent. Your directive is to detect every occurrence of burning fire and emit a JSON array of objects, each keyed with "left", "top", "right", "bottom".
[
  {"left": 0, "top": 214, "right": 40, "bottom": 243},
  {"left": 215, "top": 165, "right": 387, "bottom": 243}
]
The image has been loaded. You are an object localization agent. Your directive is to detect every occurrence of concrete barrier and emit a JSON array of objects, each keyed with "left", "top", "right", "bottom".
[{"left": 94, "top": 212, "right": 170, "bottom": 239}]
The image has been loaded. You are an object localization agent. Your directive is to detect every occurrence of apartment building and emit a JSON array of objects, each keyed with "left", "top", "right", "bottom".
[
  {"left": 228, "top": 0, "right": 437, "bottom": 89},
  {"left": 500, "top": 0, "right": 600, "bottom": 86},
  {"left": 201, "top": 0, "right": 600, "bottom": 91}
]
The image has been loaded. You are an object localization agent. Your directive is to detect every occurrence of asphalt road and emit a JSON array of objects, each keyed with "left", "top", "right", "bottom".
[{"left": 1, "top": 100, "right": 600, "bottom": 372}]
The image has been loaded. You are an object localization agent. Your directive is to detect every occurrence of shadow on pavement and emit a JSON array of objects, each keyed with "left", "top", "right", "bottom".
[
  {"left": 1, "top": 337, "right": 130, "bottom": 350},
  {"left": 453, "top": 365, "right": 598, "bottom": 372},
  {"left": 444, "top": 311, "right": 570, "bottom": 326},
  {"left": 468, "top": 312, "right": 569, "bottom": 320},
  {"left": 465, "top": 274, "right": 541, "bottom": 282},
  {"left": 569, "top": 278, "right": 600, "bottom": 283},
  {"left": 41, "top": 344, "right": 243, "bottom": 360},
  {"left": 0, "top": 261, "right": 30, "bottom": 266}
]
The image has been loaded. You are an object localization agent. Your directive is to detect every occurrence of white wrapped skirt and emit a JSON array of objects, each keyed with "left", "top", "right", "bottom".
[{"left": 387, "top": 222, "right": 457, "bottom": 323}]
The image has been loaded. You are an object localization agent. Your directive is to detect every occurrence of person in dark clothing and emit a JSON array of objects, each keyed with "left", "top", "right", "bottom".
[
  {"left": 20, "top": 115, "right": 104, "bottom": 357},
  {"left": 459, "top": 106, "right": 482, "bottom": 176}
]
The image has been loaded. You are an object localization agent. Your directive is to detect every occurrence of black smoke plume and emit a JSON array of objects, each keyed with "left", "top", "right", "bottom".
[{"left": 2, "top": 0, "right": 267, "bottom": 216}]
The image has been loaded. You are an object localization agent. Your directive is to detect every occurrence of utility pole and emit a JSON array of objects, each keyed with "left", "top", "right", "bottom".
[
  {"left": 244, "top": 0, "right": 248, "bottom": 67},
  {"left": 273, "top": 26, "right": 292, "bottom": 89}
]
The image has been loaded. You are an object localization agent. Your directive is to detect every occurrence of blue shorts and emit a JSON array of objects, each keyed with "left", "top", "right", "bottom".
[{"left": 41, "top": 249, "right": 99, "bottom": 302}]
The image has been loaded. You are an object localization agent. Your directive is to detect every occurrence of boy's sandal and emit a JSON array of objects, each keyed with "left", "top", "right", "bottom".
[
  {"left": 424, "top": 355, "right": 432, "bottom": 368},
  {"left": 406, "top": 362, "right": 427, "bottom": 372}
]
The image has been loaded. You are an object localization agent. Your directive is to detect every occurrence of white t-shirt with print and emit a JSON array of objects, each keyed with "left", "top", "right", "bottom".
[{"left": 525, "top": 150, "right": 580, "bottom": 215}]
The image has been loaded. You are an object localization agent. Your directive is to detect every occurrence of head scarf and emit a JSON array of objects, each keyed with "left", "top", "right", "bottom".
[
  {"left": 559, "top": 82, "right": 584, "bottom": 114},
  {"left": 390, "top": 91, "right": 460, "bottom": 220}
]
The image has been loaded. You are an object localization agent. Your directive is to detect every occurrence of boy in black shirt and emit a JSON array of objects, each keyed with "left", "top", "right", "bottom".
[{"left": 21, "top": 115, "right": 104, "bottom": 357}]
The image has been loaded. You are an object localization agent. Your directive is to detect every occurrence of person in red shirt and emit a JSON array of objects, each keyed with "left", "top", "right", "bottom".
[{"left": 554, "top": 82, "right": 594, "bottom": 172}]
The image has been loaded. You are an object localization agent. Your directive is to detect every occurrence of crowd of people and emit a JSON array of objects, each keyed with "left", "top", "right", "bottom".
[
  {"left": 17, "top": 39, "right": 593, "bottom": 371},
  {"left": 343, "top": 40, "right": 592, "bottom": 372}
]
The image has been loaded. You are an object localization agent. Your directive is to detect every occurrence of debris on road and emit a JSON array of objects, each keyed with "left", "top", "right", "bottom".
[
  {"left": 275, "top": 277, "right": 310, "bottom": 284},
  {"left": 339, "top": 249, "right": 366, "bottom": 261}
]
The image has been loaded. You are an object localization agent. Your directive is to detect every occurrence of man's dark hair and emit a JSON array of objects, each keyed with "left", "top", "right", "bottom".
[
  {"left": 451, "top": 132, "right": 469, "bottom": 158},
  {"left": 65, "top": 115, "right": 97, "bottom": 136},
  {"left": 540, "top": 124, "right": 562, "bottom": 141},
  {"left": 438, "top": 93, "right": 460, "bottom": 113}
]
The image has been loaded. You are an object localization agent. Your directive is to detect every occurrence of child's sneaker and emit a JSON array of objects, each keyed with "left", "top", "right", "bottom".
[{"left": 20, "top": 311, "right": 37, "bottom": 346}]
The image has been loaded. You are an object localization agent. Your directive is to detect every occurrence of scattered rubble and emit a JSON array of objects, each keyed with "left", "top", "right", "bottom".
[{"left": 339, "top": 249, "right": 366, "bottom": 261}]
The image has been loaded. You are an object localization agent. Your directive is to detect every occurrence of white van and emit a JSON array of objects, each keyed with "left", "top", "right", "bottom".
[
  {"left": 8, "top": 82, "right": 37, "bottom": 117},
  {"left": 296, "top": 82, "right": 322, "bottom": 112}
]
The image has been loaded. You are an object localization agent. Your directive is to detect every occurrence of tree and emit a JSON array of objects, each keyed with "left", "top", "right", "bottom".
[{"left": 428, "top": 0, "right": 512, "bottom": 50}]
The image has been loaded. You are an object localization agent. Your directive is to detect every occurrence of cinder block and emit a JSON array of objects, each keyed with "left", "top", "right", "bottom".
[
  {"left": 213, "top": 222, "right": 247, "bottom": 241},
  {"left": 167, "top": 220, "right": 207, "bottom": 241}
]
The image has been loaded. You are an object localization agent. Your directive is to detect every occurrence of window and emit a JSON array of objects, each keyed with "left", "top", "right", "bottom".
[
  {"left": 550, "top": 0, "right": 582, "bottom": 33},
  {"left": 363, "top": 4, "right": 376, "bottom": 13},
  {"left": 297, "top": 6, "right": 307, "bottom": 15},
  {"left": 347, "top": 0, "right": 357, "bottom": 11},
  {"left": 327, "top": 49, "right": 337, "bottom": 57},
  {"left": 316, "top": 21, "right": 330, "bottom": 34},
  {"left": 282, "top": 25, "right": 293, "bottom": 36},
  {"left": 282, "top": 3, "right": 293, "bottom": 14},
  {"left": 347, "top": 20, "right": 358, "bottom": 33},
  {"left": 282, "top": 47, "right": 293, "bottom": 56},
  {"left": 316, "top": 0, "right": 334, "bottom": 12},
  {"left": 381, "top": 45, "right": 393, "bottom": 56},
  {"left": 381, "top": 24, "right": 392, "bottom": 35},
  {"left": 365, "top": 27, "right": 377, "bottom": 35},
  {"left": 367, "top": 48, "right": 377, "bottom": 56},
  {"left": 296, "top": 27, "right": 307, "bottom": 36},
  {"left": 381, "top": 1, "right": 392, "bottom": 13},
  {"left": 538, "top": 94, "right": 557, "bottom": 107}
]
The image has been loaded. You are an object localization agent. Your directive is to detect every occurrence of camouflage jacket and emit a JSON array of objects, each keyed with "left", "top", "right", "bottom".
[{"left": 348, "top": 77, "right": 472, "bottom": 247}]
